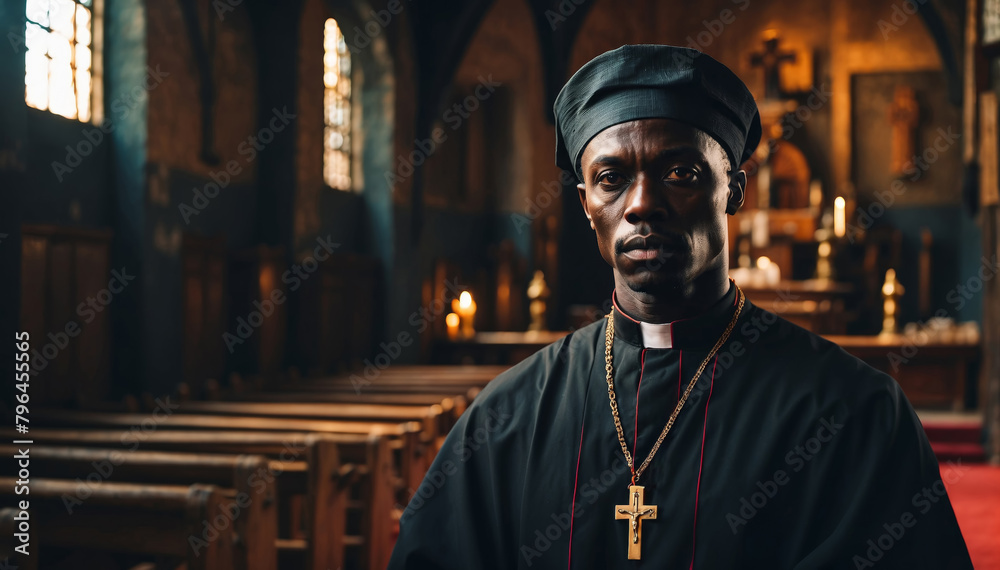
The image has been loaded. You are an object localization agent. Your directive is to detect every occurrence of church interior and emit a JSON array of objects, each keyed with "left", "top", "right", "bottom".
[{"left": 0, "top": 0, "right": 999, "bottom": 567}]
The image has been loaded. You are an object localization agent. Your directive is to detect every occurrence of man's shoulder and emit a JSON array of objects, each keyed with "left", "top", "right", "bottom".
[
  {"left": 477, "top": 318, "right": 605, "bottom": 396},
  {"left": 743, "top": 301, "right": 897, "bottom": 392}
]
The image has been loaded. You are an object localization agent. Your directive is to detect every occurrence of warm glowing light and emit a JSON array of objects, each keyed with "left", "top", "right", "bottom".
[
  {"left": 756, "top": 256, "right": 771, "bottom": 269},
  {"left": 833, "top": 196, "right": 846, "bottom": 238},
  {"left": 459, "top": 291, "right": 473, "bottom": 309},
  {"left": 24, "top": 0, "right": 100, "bottom": 123},
  {"left": 323, "top": 17, "right": 352, "bottom": 190},
  {"left": 446, "top": 313, "right": 460, "bottom": 327},
  {"left": 882, "top": 269, "right": 897, "bottom": 295}
]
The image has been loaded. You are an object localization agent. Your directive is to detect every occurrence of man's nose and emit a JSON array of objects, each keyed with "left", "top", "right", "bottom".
[{"left": 623, "top": 174, "right": 667, "bottom": 224}]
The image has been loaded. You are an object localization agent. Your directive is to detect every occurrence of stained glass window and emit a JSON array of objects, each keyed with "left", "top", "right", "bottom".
[
  {"left": 986, "top": 0, "right": 1000, "bottom": 45},
  {"left": 323, "top": 18, "right": 352, "bottom": 191},
  {"left": 25, "top": 0, "right": 102, "bottom": 123}
]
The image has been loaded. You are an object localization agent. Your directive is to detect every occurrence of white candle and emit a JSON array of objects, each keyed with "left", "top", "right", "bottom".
[
  {"left": 452, "top": 291, "right": 477, "bottom": 338},
  {"left": 834, "top": 196, "right": 846, "bottom": 238}
]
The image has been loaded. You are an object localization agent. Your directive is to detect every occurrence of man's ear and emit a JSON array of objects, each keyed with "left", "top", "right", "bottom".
[
  {"left": 578, "top": 183, "right": 595, "bottom": 229},
  {"left": 726, "top": 170, "right": 747, "bottom": 215}
]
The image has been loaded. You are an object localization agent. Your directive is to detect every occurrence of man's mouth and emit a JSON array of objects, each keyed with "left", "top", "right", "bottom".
[{"left": 619, "top": 234, "right": 682, "bottom": 261}]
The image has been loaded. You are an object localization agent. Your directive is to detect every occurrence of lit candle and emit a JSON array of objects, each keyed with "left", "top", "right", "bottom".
[
  {"left": 445, "top": 313, "right": 460, "bottom": 340},
  {"left": 833, "top": 196, "right": 846, "bottom": 238},
  {"left": 451, "top": 291, "right": 477, "bottom": 338}
]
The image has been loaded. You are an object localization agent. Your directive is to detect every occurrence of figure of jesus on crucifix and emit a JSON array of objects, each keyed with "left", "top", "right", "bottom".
[{"left": 615, "top": 485, "right": 658, "bottom": 559}]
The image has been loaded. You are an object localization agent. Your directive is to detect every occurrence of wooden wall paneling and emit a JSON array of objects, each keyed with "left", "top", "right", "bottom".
[
  {"left": 19, "top": 236, "right": 47, "bottom": 366},
  {"left": 20, "top": 226, "right": 112, "bottom": 407},
  {"left": 229, "top": 246, "right": 287, "bottom": 384},
  {"left": 46, "top": 239, "right": 75, "bottom": 403},
  {"left": 74, "top": 239, "right": 112, "bottom": 405},
  {"left": 182, "top": 235, "right": 227, "bottom": 395}
]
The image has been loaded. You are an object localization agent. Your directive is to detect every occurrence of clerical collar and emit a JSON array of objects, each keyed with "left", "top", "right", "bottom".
[{"left": 611, "top": 282, "right": 740, "bottom": 350}]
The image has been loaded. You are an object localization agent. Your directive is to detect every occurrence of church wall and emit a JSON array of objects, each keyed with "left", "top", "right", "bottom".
[
  {"left": 146, "top": 0, "right": 259, "bottom": 182},
  {"left": 135, "top": 0, "right": 262, "bottom": 393},
  {"left": 397, "top": 0, "right": 558, "bottom": 340}
]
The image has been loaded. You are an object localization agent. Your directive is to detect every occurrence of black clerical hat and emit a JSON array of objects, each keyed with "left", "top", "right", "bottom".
[{"left": 554, "top": 44, "right": 762, "bottom": 178}]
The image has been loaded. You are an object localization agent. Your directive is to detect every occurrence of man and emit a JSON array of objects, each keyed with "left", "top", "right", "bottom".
[{"left": 389, "top": 45, "right": 972, "bottom": 569}]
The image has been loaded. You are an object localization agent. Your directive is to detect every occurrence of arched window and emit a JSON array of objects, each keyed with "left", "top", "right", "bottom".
[
  {"left": 24, "top": 0, "right": 102, "bottom": 123},
  {"left": 323, "top": 17, "right": 352, "bottom": 191}
]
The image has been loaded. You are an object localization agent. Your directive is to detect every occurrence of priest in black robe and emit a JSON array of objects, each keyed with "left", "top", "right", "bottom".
[{"left": 388, "top": 45, "right": 972, "bottom": 569}]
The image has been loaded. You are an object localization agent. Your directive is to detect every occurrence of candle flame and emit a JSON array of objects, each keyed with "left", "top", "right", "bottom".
[
  {"left": 446, "top": 313, "right": 460, "bottom": 327},
  {"left": 834, "top": 196, "right": 846, "bottom": 238},
  {"left": 459, "top": 291, "right": 473, "bottom": 309}
]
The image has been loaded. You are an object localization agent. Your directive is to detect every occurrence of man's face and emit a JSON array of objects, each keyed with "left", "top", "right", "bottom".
[{"left": 577, "top": 118, "right": 746, "bottom": 295}]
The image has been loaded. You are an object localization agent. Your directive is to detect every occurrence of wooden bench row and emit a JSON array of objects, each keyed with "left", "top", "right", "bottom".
[{"left": 2, "top": 365, "right": 507, "bottom": 569}]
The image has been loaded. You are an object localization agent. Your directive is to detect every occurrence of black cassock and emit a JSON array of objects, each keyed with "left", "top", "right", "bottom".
[{"left": 389, "top": 284, "right": 973, "bottom": 569}]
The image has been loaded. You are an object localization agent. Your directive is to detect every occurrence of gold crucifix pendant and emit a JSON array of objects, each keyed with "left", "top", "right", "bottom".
[{"left": 614, "top": 485, "right": 657, "bottom": 560}]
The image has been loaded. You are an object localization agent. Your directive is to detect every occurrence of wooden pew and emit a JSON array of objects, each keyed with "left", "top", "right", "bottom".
[
  {"left": 5, "top": 429, "right": 397, "bottom": 570},
  {"left": 0, "top": 478, "right": 233, "bottom": 570},
  {"left": 0, "top": 445, "right": 277, "bottom": 570},
  {"left": 32, "top": 409, "right": 429, "bottom": 491},
  {"left": 217, "top": 391, "right": 471, "bottom": 424},
  {"left": 172, "top": 400, "right": 452, "bottom": 448}
]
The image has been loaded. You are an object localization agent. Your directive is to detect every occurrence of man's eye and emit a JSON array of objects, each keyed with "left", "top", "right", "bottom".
[
  {"left": 666, "top": 167, "right": 696, "bottom": 182},
  {"left": 598, "top": 172, "right": 625, "bottom": 186}
]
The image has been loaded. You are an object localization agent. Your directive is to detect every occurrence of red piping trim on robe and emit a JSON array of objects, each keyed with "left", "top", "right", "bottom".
[
  {"left": 689, "top": 355, "right": 719, "bottom": 569},
  {"left": 567, "top": 383, "right": 589, "bottom": 569},
  {"left": 632, "top": 348, "right": 647, "bottom": 471}
]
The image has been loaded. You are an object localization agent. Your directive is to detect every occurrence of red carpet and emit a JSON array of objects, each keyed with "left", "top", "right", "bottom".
[
  {"left": 920, "top": 414, "right": 999, "bottom": 568},
  {"left": 942, "top": 463, "right": 1000, "bottom": 569}
]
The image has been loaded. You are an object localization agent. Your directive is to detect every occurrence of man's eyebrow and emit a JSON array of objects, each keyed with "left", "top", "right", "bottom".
[
  {"left": 587, "top": 146, "right": 708, "bottom": 169},
  {"left": 587, "top": 155, "right": 627, "bottom": 168}
]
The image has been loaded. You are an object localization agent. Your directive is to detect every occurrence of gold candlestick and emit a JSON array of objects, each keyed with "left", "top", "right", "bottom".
[
  {"left": 881, "top": 269, "right": 905, "bottom": 336},
  {"left": 527, "top": 270, "right": 551, "bottom": 332}
]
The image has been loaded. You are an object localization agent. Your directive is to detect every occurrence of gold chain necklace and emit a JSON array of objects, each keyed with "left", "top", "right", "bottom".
[{"left": 607, "top": 286, "right": 745, "bottom": 560}]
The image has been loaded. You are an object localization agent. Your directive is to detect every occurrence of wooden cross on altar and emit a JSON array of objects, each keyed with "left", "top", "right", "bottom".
[
  {"left": 615, "top": 485, "right": 657, "bottom": 560},
  {"left": 750, "top": 35, "right": 796, "bottom": 100}
]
